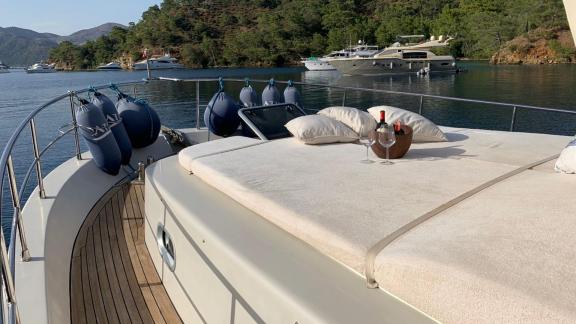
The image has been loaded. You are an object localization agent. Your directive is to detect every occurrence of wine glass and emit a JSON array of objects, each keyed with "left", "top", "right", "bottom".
[
  {"left": 377, "top": 124, "right": 396, "bottom": 165},
  {"left": 358, "top": 133, "right": 376, "bottom": 164}
]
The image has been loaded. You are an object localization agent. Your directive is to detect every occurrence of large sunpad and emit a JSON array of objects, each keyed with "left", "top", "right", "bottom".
[{"left": 177, "top": 127, "right": 576, "bottom": 323}]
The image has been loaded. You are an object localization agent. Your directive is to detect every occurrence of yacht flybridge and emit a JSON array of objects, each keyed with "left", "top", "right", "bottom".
[{"left": 1, "top": 4, "right": 576, "bottom": 324}]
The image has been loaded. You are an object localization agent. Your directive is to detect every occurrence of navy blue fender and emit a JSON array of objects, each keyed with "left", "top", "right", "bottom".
[
  {"left": 116, "top": 95, "right": 161, "bottom": 148},
  {"left": 238, "top": 80, "right": 259, "bottom": 137},
  {"left": 283, "top": 80, "right": 302, "bottom": 108},
  {"left": 92, "top": 92, "right": 132, "bottom": 165},
  {"left": 261, "top": 78, "right": 283, "bottom": 105},
  {"left": 76, "top": 100, "right": 122, "bottom": 175},
  {"left": 239, "top": 85, "right": 260, "bottom": 107},
  {"left": 204, "top": 90, "right": 240, "bottom": 137}
]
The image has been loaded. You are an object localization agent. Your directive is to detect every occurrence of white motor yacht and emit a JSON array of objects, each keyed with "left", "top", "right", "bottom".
[
  {"left": 301, "top": 50, "right": 350, "bottom": 71},
  {"left": 302, "top": 43, "right": 380, "bottom": 71},
  {"left": 26, "top": 62, "right": 56, "bottom": 73},
  {"left": 96, "top": 62, "right": 122, "bottom": 70},
  {"left": 2, "top": 3, "right": 576, "bottom": 324},
  {"left": 132, "top": 54, "right": 184, "bottom": 70},
  {"left": 330, "top": 35, "right": 457, "bottom": 75},
  {"left": 0, "top": 61, "right": 10, "bottom": 73}
]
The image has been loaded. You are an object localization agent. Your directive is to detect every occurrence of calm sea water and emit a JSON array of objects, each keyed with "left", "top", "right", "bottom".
[{"left": 0, "top": 62, "right": 575, "bottom": 231}]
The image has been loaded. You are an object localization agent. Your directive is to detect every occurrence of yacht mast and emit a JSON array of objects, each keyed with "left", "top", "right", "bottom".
[{"left": 563, "top": 0, "right": 576, "bottom": 43}]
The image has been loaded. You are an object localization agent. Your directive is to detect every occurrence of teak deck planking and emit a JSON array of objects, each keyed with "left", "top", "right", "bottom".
[{"left": 70, "top": 182, "right": 182, "bottom": 324}]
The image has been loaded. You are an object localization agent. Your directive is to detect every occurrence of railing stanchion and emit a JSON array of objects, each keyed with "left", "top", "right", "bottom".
[
  {"left": 7, "top": 156, "right": 30, "bottom": 262},
  {"left": 196, "top": 81, "right": 201, "bottom": 130},
  {"left": 1, "top": 222, "right": 20, "bottom": 324},
  {"left": 419, "top": 96, "right": 424, "bottom": 115},
  {"left": 7, "top": 299, "right": 20, "bottom": 324},
  {"left": 29, "top": 119, "right": 45, "bottom": 199},
  {"left": 342, "top": 89, "right": 347, "bottom": 106},
  {"left": 146, "top": 58, "right": 152, "bottom": 80},
  {"left": 68, "top": 92, "right": 82, "bottom": 160},
  {"left": 1, "top": 285, "right": 4, "bottom": 323},
  {"left": 137, "top": 162, "right": 145, "bottom": 182},
  {"left": 510, "top": 106, "right": 517, "bottom": 132}
]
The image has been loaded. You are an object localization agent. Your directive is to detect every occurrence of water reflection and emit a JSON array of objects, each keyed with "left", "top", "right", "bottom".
[
  {"left": 2, "top": 62, "right": 576, "bottom": 233},
  {"left": 299, "top": 64, "right": 576, "bottom": 135}
]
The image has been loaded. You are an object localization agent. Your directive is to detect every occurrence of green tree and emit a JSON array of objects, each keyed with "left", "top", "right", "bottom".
[{"left": 47, "top": 0, "right": 570, "bottom": 68}]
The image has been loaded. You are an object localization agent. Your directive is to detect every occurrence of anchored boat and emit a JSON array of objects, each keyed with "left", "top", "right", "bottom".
[
  {"left": 0, "top": 61, "right": 9, "bottom": 73},
  {"left": 330, "top": 35, "right": 457, "bottom": 76},
  {"left": 132, "top": 54, "right": 184, "bottom": 70},
  {"left": 301, "top": 53, "right": 347, "bottom": 71},
  {"left": 302, "top": 43, "right": 380, "bottom": 71},
  {"left": 25, "top": 62, "right": 56, "bottom": 73},
  {"left": 96, "top": 62, "right": 122, "bottom": 70}
]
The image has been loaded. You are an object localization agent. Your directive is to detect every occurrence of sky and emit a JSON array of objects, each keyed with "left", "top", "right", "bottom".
[{"left": 0, "top": 0, "right": 161, "bottom": 35}]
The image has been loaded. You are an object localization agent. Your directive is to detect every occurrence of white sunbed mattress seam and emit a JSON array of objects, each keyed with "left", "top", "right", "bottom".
[
  {"left": 185, "top": 141, "right": 268, "bottom": 170},
  {"left": 363, "top": 153, "right": 560, "bottom": 289}
]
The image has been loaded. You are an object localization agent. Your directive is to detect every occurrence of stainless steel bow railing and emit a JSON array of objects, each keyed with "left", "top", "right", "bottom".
[
  {"left": 1, "top": 76, "right": 576, "bottom": 324},
  {"left": 0, "top": 80, "right": 147, "bottom": 324},
  {"left": 158, "top": 77, "right": 576, "bottom": 133}
]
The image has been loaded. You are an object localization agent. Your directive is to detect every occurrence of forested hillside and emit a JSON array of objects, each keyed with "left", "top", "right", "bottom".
[
  {"left": 0, "top": 27, "right": 58, "bottom": 66},
  {"left": 0, "top": 23, "right": 126, "bottom": 66},
  {"left": 49, "top": 0, "right": 569, "bottom": 69}
]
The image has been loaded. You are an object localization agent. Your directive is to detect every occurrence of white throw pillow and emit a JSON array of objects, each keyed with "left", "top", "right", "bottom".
[
  {"left": 555, "top": 138, "right": 576, "bottom": 174},
  {"left": 285, "top": 115, "right": 358, "bottom": 144},
  {"left": 368, "top": 106, "right": 447, "bottom": 142},
  {"left": 318, "top": 106, "right": 377, "bottom": 137}
]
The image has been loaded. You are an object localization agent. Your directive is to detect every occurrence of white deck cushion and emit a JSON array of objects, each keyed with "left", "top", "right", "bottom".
[
  {"left": 555, "top": 137, "right": 576, "bottom": 173},
  {"left": 178, "top": 136, "right": 261, "bottom": 172},
  {"left": 374, "top": 170, "right": 576, "bottom": 323},
  {"left": 318, "top": 106, "right": 377, "bottom": 137},
  {"left": 285, "top": 115, "right": 358, "bottom": 144},
  {"left": 368, "top": 106, "right": 447, "bottom": 142},
  {"left": 177, "top": 127, "right": 574, "bottom": 323}
]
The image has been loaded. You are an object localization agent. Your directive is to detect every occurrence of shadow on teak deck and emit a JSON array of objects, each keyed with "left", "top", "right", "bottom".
[{"left": 70, "top": 182, "right": 182, "bottom": 324}]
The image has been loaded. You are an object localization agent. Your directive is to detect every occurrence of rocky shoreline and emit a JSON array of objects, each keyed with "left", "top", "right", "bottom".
[{"left": 491, "top": 28, "right": 576, "bottom": 64}]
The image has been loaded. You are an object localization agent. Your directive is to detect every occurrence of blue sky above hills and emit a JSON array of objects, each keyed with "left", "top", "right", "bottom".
[{"left": 0, "top": 0, "right": 160, "bottom": 34}]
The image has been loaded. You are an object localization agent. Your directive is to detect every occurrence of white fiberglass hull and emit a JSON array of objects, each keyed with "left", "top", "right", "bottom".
[
  {"left": 26, "top": 69, "right": 56, "bottom": 73},
  {"left": 302, "top": 60, "right": 337, "bottom": 71},
  {"left": 330, "top": 57, "right": 457, "bottom": 75},
  {"left": 145, "top": 138, "right": 434, "bottom": 324},
  {"left": 96, "top": 64, "right": 122, "bottom": 70},
  {"left": 133, "top": 62, "right": 184, "bottom": 70}
]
